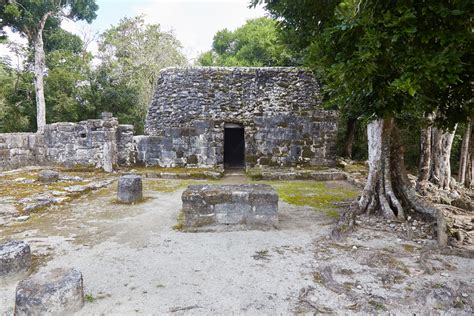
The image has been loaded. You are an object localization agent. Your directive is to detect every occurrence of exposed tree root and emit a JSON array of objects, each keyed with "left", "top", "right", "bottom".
[
  {"left": 297, "top": 286, "right": 333, "bottom": 313},
  {"left": 331, "top": 202, "right": 358, "bottom": 241},
  {"left": 419, "top": 244, "right": 474, "bottom": 274},
  {"left": 333, "top": 118, "right": 449, "bottom": 246}
]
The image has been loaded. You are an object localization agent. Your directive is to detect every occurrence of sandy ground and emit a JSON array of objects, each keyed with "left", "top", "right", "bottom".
[
  {"left": 1, "top": 177, "right": 329, "bottom": 314},
  {"left": 1, "top": 176, "right": 473, "bottom": 315}
]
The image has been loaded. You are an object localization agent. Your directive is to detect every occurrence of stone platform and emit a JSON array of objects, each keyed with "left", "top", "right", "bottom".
[{"left": 182, "top": 184, "right": 278, "bottom": 227}]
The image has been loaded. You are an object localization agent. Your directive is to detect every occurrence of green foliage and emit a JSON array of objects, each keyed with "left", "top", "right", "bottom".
[
  {"left": 44, "top": 28, "right": 83, "bottom": 54},
  {"left": 0, "top": 0, "right": 98, "bottom": 132},
  {"left": 0, "top": 60, "right": 35, "bottom": 132},
  {"left": 253, "top": 0, "right": 472, "bottom": 129},
  {"left": 45, "top": 50, "right": 92, "bottom": 123},
  {"left": 97, "top": 15, "right": 187, "bottom": 133},
  {"left": 0, "top": 0, "right": 98, "bottom": 42},
  {"left": 0, "top": 13, "right": 186, "bottom": 133},
  {"left": 84, "top": 293, "right": 96, "bottom": 303},
  {"left": 197, "top": 17, "right": 296, "bottom": 66}
]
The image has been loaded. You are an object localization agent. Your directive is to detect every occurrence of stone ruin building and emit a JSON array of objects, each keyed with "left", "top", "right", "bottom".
[
  {"left": 136, "top": 67, "right": 338, "bottom": 169},
  {"left": 0, "top": 67, "right": 339, "bottom": 171}
]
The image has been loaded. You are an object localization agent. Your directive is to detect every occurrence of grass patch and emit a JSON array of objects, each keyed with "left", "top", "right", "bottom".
[
  {"left": 144, "top": 179, "right": 194, "bottom": 193},
  {"left": 344, "top": 163, "right": 368, "bottom": 173},
  {"left": 85, "top": 293, "right": 96, "bottom": 303},
  {"left": 402, "top": 244, "right": 418, "bottom": 253},
  {"left": 0, "top": 169, "right": 109, "bottom": 214},
  {"left": 369, "top": 300, "right": 386, "bottom": 311},
  {"left": 256, "top": 181, "right": 359, "bottom": 218},
  {"left": 172, "top": 210, "right": 185, "bottom": 231}
]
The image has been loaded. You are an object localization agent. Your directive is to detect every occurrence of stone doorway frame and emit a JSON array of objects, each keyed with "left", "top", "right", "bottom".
[{"left": 223, "top": 122, "right": 245, "bottom": 169}]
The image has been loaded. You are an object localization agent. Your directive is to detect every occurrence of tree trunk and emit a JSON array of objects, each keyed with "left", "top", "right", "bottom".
[
  {"left": 33, "top": 12, "right": 52, "bottom": 134},
  {"left": 466, "top": 125, "right": 474, "bottom": 188},
  {"left": 416, "top": 114, "right": 433, "bottom": 194},
  {"left": 430, "top": 126, "right": 457, "bottom": 190},
  {"left": 353, "top": 118, "right": 447, "bottom": 245},
  {"left": 458, "top": 120, "right": 471, "bottom": 186},
  {"left": 466, "top": 127, "right": 474, "bottom": 189},
  {"left": 342, "top": 117, "right": 357, "bottom": 158},
  {"left": 358, "top": 117, "right": 404, "bottom": 220}
]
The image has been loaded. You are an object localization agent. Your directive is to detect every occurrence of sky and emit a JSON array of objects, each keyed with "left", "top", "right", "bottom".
[{"left": 1, "top": 0, "right": 267, "bottom": 64}]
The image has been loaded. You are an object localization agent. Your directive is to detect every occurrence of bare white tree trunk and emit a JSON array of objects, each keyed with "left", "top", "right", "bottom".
[
  {"left": 334, "top": 117, "right": 448, "bottom": 246},
  {"left": 358, "top": 118, "right": 404, "bottom": 220},
  {"left": 430, "top": 126, "right": 457, "bottom": 190},
  {"left": 469, "top": 126, "right": 474, "bottom": 188},
  {"left": 33, "top": 12, "right": 52, "bottom": 134},
  {"left": 458, "top": 120, "right": 471, "bottom": 186},
  {"left": 416, "top": 114, "right": 433, "bottom": 194}
]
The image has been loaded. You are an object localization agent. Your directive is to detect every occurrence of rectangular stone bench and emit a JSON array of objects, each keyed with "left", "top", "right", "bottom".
[{"left": 182, "top": 184, "right": 278, "bottom": 227}]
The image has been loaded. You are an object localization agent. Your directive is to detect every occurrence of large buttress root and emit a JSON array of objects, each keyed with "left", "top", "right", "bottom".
[
  {"left": 332, "top": 117, "right": 448, "bottom": 246},
  {"left": 357, "top": 118, "right": 403, "bottom": 220}
]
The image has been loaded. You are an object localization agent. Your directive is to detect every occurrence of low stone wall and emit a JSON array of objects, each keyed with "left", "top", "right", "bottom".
[
  {"left": 44, "top": 116, "right": 118, "bottom": 169},
  {"left": 0, "top": 114, "right": 134, "bottom": 171},
  {"left": 0, "top": 133, "right": 45, "bottom": 170},
  {"left": 182, "top": 184, "right": 279, "bottom": 227}
]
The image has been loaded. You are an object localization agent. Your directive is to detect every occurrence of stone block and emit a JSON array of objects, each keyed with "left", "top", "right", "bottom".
[
  {"left": 0, "top": 240, "right": 31, "bottom": 279},
  {"left": 15, "top": 268, "right": 84, "bottom": 315},
  {"left": 38, "top": 170, "right": 59, "bottom": 183},
  {"left": 117, "top": 174, "right": 143, "bottom": 203},
  {"left": 182, "top": 184, "right": 278, "bottom": 227}
]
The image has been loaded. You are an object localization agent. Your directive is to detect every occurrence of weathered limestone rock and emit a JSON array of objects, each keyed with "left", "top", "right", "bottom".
[
  {"left": 37, "top": 169, "right": 59, "bottom": 183},
  {"left": 0, "top": 240, "right": 31, "bottom": 279},
  {"left": 182, "top": 184, "right": 278, "bottom": 227},
  {"left": 15, "top": 268, "right": 84, "bottom": 316},
  {"left": 102, "top": 141, "right": 114, "bottom": 172},
  {"left": 117, "top": 174, "right": 143, "bottom": 203}
]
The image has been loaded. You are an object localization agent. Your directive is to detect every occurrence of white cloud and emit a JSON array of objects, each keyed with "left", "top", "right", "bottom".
[{"left": 132, "top": 0, "right": 266, "bottom": 62}]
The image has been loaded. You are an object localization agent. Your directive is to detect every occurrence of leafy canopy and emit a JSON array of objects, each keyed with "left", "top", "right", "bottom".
[
  {"left": 0, "top": 0, "right": 98, "bottom": 41},
  {"left": 198, "top": 17, "right": 296, "bottom": 66},
  {"left": 96, "top": 15, "right": 187, "bottom": 133},
  {"left": 252, "top": 0, "right": 473, "bottom": 128}
]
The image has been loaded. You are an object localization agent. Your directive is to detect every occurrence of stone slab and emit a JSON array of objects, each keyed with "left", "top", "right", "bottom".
[
  {"left": 15, "top": 268, "right": 84, "bottom": 316},
  {"left": 182, "top": 184, "right": 278, "bottom": 227},
  {"left": 0, "top": 240, "right": 31, "bottom": 279}
]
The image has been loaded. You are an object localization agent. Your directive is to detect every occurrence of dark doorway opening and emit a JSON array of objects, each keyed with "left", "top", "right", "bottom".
[{"left": 224, "top": 123, "right": 245, "bottom": 169}]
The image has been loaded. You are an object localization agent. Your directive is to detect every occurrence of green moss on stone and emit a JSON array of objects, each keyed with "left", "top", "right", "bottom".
[{"left": 258, "top": 180, "right": 359, "bottom": 218}]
